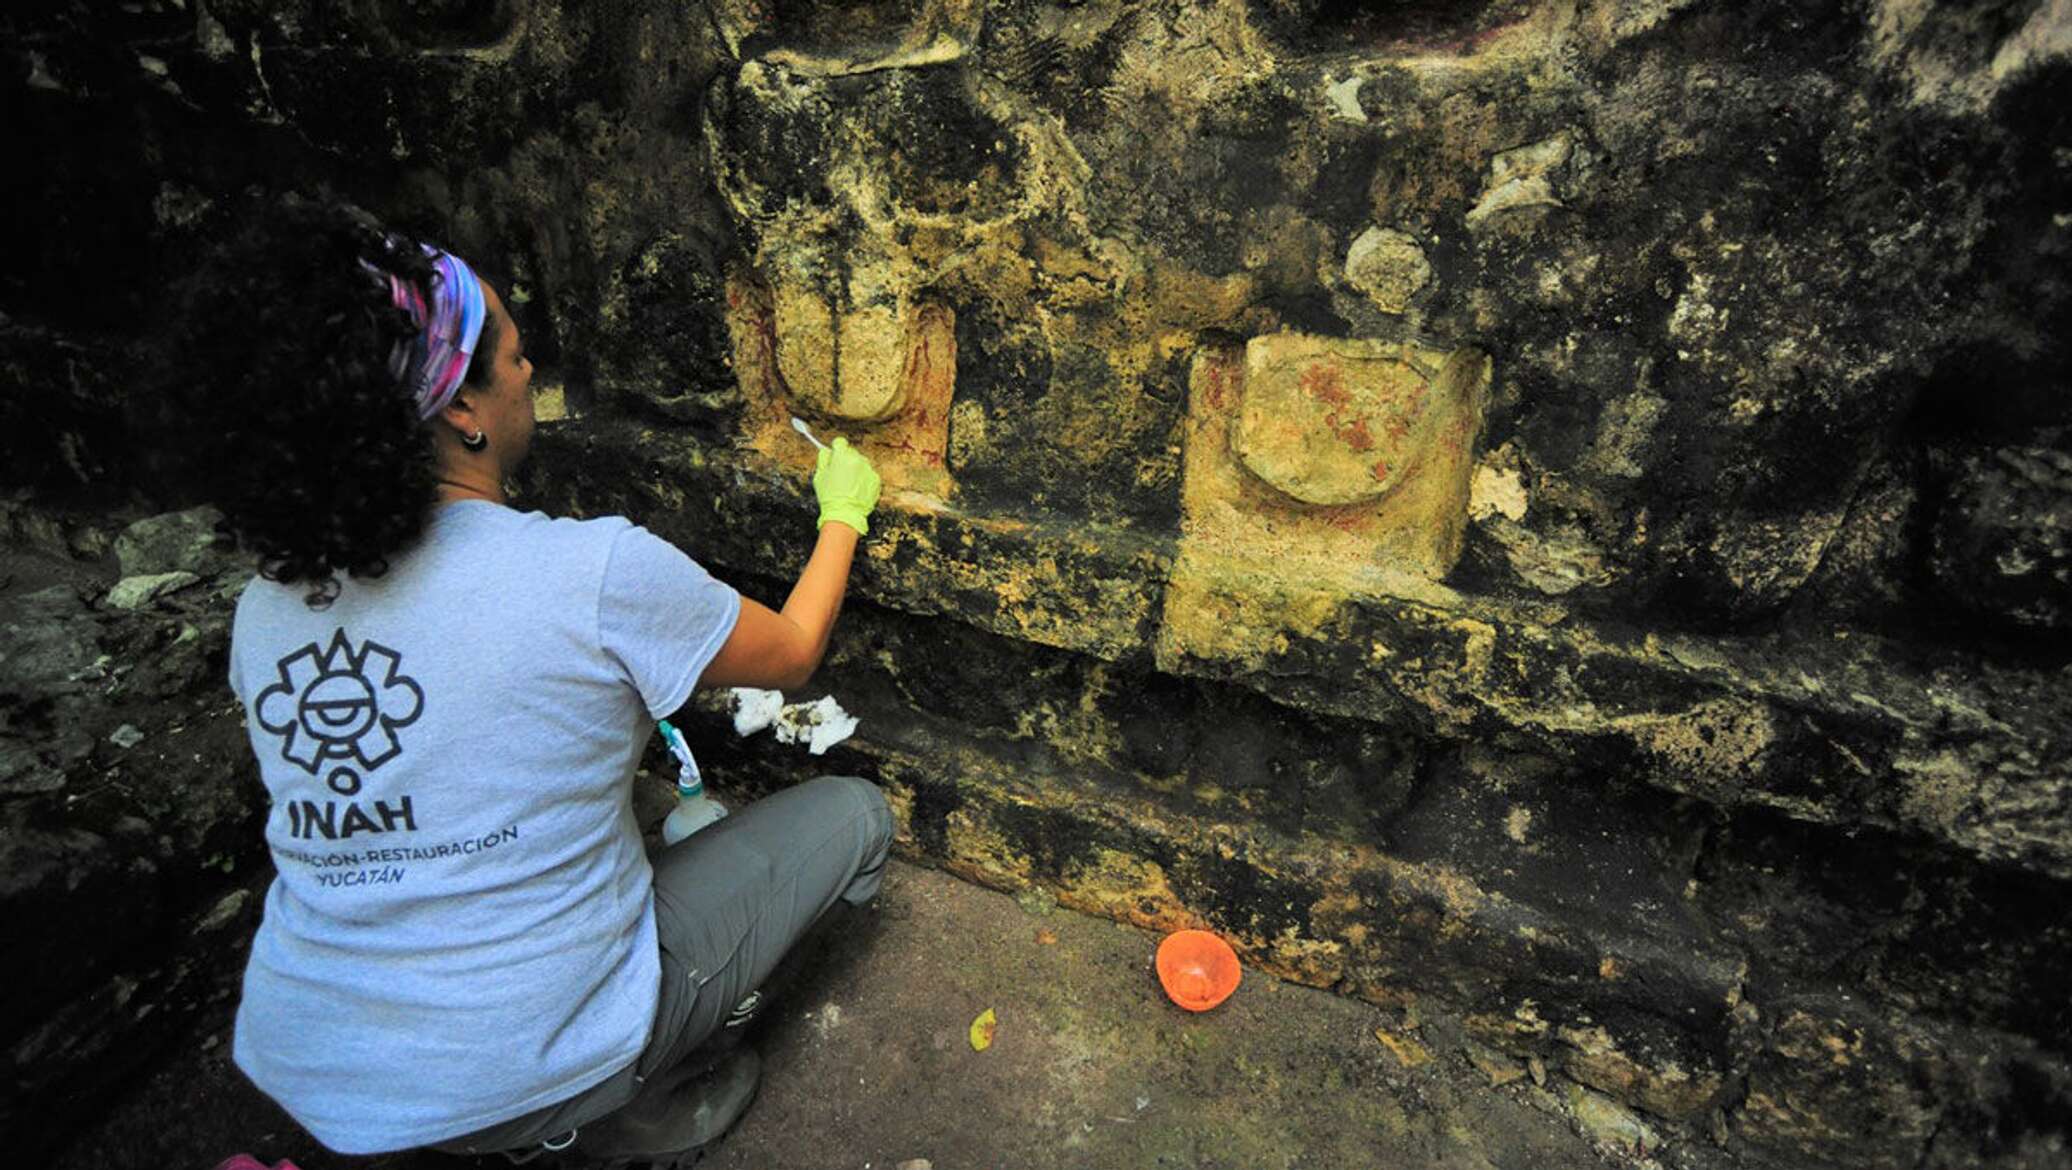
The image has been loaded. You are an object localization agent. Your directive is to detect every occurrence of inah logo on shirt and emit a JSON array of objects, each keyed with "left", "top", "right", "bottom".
[{"left": 256, "top": 628, "right": 423, "bottom": 797}]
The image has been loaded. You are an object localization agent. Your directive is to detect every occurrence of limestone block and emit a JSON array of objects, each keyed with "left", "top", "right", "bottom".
[
  {"left": 1159, "top": 336, "right": 1490, "bottom": 672},
  {"left": 1323, "top": 74, "right": 1367, "bottom": 123},
  {"left": 114, "top": 506, "right": 236, "bottom": 579},
  {"left": 1233, "top": 334, "right": 1479, "bottom": 506},
  {"left": 1343, "top": 227, "right": 1431, "bottom": 315},
  {"left": 1469, "top": 444, "right": 1528, "bottom": 522},
  {"left": 1466, "top": 132, "right": 1572, "bottom": 230},
  {"left": 104, "top": 572, "right": 200, "bottom": 611},
  {"left": 1564, "top": 1083, "right": 1661, "bottom": 1155}
]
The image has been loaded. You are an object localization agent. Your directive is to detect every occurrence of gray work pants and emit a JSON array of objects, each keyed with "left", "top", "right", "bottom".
[{"left": 436, "top": 775, "right": 894, "bottom": 1156}]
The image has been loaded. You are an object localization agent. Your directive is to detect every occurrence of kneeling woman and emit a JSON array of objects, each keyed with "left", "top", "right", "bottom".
[{"left": 168, "top": 198, "right": 892, "bottom": 1163}]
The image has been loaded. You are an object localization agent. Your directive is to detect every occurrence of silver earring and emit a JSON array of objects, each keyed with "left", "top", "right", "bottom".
[{"left": 463, "top": 430, "right": 488, "bottom": 452}]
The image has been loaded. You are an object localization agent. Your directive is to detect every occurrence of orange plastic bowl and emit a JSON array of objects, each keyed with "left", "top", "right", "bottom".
[{"left": 1156, "top": 930, "right": 1242, "bottom": 1012}]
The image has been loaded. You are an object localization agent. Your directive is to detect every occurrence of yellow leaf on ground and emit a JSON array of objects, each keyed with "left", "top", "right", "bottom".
[
  {"left": 969, "top": 1008, "right": 998, "bottom": 1052},
  {"left": 1034, "top": 929, "right": 1058, "bottom": 945}
]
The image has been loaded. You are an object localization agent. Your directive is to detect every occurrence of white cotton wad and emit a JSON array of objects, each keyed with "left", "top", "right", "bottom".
[
  {"left": 774, "top": 695, "right": 860, "bottom": 756},
  {"left": 730, "top": 687, "right": 785, "bottom": 736},
  {"left": 727, "top": 688, "right": 860, "bottom": 756}
]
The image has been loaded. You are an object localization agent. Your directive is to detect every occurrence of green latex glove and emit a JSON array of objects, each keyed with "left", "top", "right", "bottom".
[{"left": 813, "top": 436, "right": 882, "bottom": 536}]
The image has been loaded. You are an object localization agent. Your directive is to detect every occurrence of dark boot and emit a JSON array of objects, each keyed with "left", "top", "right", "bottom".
[{"left": 569, "top": 1046, "right": 762, "bottom": 1168}]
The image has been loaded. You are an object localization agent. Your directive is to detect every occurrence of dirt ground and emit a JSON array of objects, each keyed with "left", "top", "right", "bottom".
[{"left": 55, "top": 860, "right": 1624, "bottom": 1170}]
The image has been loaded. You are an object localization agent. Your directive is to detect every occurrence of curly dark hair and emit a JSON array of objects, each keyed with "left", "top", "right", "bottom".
[{"left": 163, "top": 195, "right": 499, "bottom": 606}]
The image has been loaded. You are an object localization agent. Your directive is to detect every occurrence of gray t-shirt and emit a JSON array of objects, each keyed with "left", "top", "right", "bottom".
[{"left": 227, "top": 500, "right": 741, "bottom": 1153}]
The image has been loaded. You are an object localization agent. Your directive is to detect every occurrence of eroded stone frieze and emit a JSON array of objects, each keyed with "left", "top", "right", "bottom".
[{"left": 1161, "top": 333, "right": 1489, "bottom": 671}]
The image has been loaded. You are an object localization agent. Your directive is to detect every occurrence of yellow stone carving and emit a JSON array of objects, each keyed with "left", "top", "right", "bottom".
[
  {"left": 1234, "top": 334, "right": 1472, "bottom": 505},
  {"left": 771, "top": 282, "right": 907, "bottom": 423},
  {"left": 1158, "top": 334, "right": 1490, "bottom": 673},
  {"left": 727, "top": 273, "right": 958, "bottom": 499}
]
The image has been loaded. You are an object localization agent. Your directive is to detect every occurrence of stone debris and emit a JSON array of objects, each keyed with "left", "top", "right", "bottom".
[
  {"left": 1466, "top": 1041, "right": 1528, "bottom": 1087},
  {"left": 1374, "top": 1025, "right": 1433, "bottom": 1070},
  {"left": 809, "top": 1002, "right": 844, "bottom": 1039},
  {"left": 113, "top": 506, "right": 239, "bottom": 579},
  {"left": 1323, "top": 74, "right": 1366, "bottom": 123},
  {"left": 1468, "top": 445, "right": 1530, "bottom": 523},
  {"left": 1565, "top": 1082, "right": 1661, "bottom": 1156},
  {"left": 1465, "top": 133, "right": 1574, "bottom": 229},
  {"left": 197, "top": 889, "right": 249, "bottom": 933},
  {"left": 25, "top": 50, "right": 62, "bottom": 92},
  {"left": 1, "top": 525, "right": 248, "bottom": 1147},
  {"left": 104, "top": 571, "right": 200, "bottom": 611},
  {"left": 1343, "top": 227, "right": 1431, "bottom": 315},
  {"left": 1481, "top": 520, "right": 1615, "bottom": 595}
]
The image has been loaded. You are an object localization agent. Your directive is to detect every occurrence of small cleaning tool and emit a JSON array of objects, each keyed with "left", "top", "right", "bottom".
[{"left": 790, "top": 416, "right": 828, "bottom": 452}]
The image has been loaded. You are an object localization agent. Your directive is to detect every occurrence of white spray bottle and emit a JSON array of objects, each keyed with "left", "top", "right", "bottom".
[{"left": 658, "top": 719, "right": 728, "bottom": 844}]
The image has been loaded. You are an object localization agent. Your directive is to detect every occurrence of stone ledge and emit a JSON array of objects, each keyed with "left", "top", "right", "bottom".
[
  {"left": 529, "top": 422, "right": 2072, "bottom": 881},
  {"left": 679, "top": 690, "right": 2070, "bottom": 1170}
]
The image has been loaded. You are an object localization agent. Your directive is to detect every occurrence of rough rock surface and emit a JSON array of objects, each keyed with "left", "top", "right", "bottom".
[
  {"left": 6, "top": 1, "right": 2072, "bottom": 1167},
  {"left": 0, "top": 515, "right": 259, "bottom": 1152}
]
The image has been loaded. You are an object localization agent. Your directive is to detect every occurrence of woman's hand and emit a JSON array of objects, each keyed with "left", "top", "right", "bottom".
[
  {"left": 698, "top": 439, "right": 877, "bottom": 692},
  {"left": 813, "top": 438, "right": 881, "bottom": 536}
]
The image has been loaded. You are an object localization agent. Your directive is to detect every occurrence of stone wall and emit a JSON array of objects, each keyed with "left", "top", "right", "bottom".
[{"left": 5, "top": 1, "right": 2070, "bottom": 1165}]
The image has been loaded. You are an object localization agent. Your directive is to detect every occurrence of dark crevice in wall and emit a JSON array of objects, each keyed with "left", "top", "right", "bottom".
[
  {"left": 380, "top": 0, "right": 524, "bottom": 50},
  {"left": 1692, "top": 804, "right": 2072, "bottom": 1051},
  {"left": 975, "top": 4, "right": 1152, "bottom": 133},
  {"left": 1256, "top": 0, "right": 1537, "bottom": 54}
]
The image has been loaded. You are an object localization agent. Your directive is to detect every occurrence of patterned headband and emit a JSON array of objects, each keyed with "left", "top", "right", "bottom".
[{"left": 377, "top": 245, "right": 488, "bottom": 420}]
